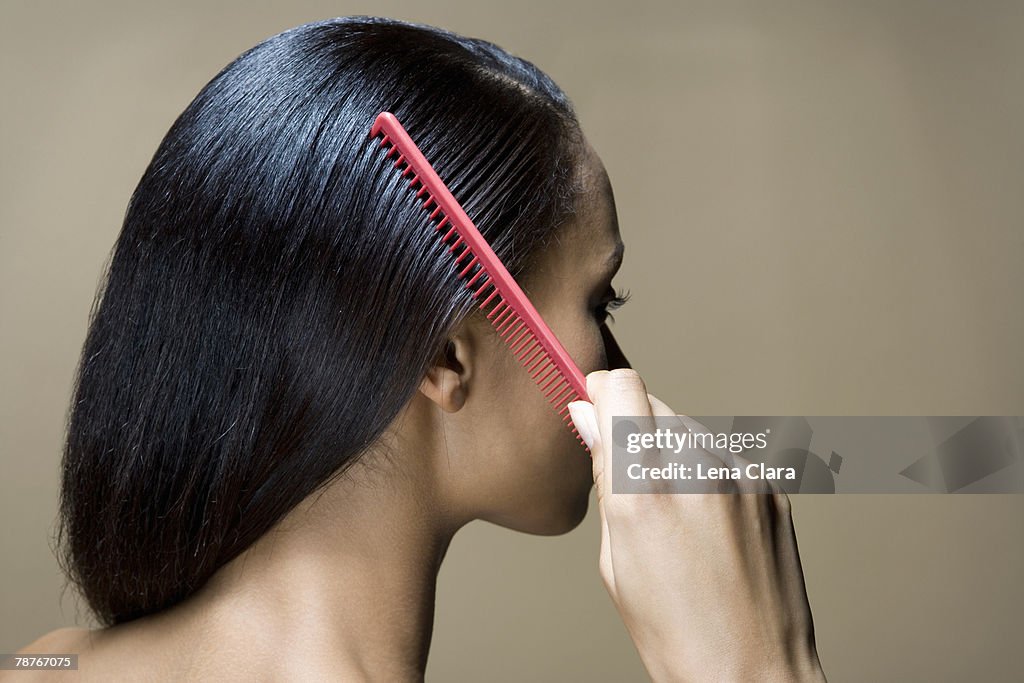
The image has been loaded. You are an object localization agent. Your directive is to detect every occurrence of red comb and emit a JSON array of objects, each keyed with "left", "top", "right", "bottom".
[{"left": 369, "top": 112, "right": 591, "bottom": 454}]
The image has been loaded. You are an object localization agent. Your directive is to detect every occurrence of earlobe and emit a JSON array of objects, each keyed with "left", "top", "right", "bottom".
[{"left": 418, "top": 339, "right": 469, "bottom": 413}]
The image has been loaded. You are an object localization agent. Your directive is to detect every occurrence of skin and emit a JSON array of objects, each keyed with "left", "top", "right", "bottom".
[
  {"left": 15, "top": 137, "right": 825, "bottom": 682},
  {"left": 12, "top": 137, "right": 630, "bottom": 682},
  {"left": 568, "top": 373, "right": 827, "bottom": 681}
]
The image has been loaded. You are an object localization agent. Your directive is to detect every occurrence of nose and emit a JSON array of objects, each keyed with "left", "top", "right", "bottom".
[{"left": 600, "top": 324, "right": 631, "bottom": 370}]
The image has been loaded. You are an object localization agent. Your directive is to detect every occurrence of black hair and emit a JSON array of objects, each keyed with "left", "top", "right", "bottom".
[{"left": 56, "top": 16, "right": 584, "bottom": 627}]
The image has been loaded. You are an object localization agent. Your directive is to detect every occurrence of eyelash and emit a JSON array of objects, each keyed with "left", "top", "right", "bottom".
[{"left": 595, "top": 286, "right": 631, "bottom": 325}]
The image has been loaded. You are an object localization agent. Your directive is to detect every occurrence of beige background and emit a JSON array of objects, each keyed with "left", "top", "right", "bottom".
[{"left": 2, "top": 1, "right": 1022, "bottom": 680}]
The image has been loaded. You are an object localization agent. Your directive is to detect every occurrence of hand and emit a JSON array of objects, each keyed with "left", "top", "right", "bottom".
[{"left": 568, "top": 369, "right": 826, "bottom": 682}]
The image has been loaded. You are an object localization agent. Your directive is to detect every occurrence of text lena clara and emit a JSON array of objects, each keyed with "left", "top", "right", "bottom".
[{"left": 627, "top": 462, "right": 797, "bottom": 481}]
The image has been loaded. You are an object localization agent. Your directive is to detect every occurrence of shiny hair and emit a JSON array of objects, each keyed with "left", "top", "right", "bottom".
[{"left": 57, "top": 16, "right": 584, "bottom": 626}]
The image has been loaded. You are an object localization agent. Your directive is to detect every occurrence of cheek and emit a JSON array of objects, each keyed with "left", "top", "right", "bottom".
[
  {"left": 574, "top": 318, "right": 609, "bottom": 376},
  {"left": 536, "top": 306, "right": 609, "bottom": 384},
  {"left": 506, "top": 308, "right": 603, "bottom": 436},
  {"left": 511, "top": 301, "right": 605, "bottom": 385}
]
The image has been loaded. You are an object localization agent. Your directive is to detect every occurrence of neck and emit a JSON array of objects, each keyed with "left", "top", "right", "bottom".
[{"left": 175, "top": 421, "right": 466, "bottom": 680}]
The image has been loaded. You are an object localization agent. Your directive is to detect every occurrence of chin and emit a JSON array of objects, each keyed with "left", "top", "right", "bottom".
[
  {"left": 483, "top": 436, "right": 595, "bottom": 535},
  {"left": 484, "top": 478, "right": 592, "bottom": 536},
  {"left": 548, "top": 486, "right": 591, "bottom": 535},
  {"left": 526, "top": 477, "right": 593, "bottom": 536},
  {"left": 539, "top": 443, "right": 596, "bottom": 534}
]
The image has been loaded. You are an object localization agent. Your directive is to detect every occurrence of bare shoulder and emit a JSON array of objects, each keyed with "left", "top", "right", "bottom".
[
  {"left": 10, "top": 617, "right": 194, "bottom": 682},
  {"left": 0, "top": 628, "right": 92, "bottom": 682},
  {"left": 16, "top": 627, "right": 93, "bottom": 654}
]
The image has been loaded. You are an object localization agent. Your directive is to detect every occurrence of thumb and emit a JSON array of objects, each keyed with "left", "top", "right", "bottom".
[
  {"left": 568, "top": 400, "right": 599, "bottom": 451},
  {"left": 568, "top": 400, "right": 606, "bottom": 491},
  {"left": 569, "top": 400, "right": 618, "bottom": 599}
]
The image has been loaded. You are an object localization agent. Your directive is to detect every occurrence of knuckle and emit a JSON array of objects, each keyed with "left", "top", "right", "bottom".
[{"left": 604, "top": 368, "right": 646, "bottom": 391}]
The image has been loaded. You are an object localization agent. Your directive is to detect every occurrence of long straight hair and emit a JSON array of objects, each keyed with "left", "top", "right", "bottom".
[{"left": 57, "top": 16, "right": 584, "bottom": 627}]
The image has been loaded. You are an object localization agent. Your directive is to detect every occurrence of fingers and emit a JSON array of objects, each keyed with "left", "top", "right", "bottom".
[
  {"left": 568, "top": 400, "right": 604, "bottom": 495},
  {"left": 674, "top": 415, "right": 774, "bottom": 495},
  {"left": 589, "top": 369, "right": 651, "bottom": 455},
  {"left": 646, "top": 392, "right": 678, "bottom": 417},
  {"left": 595, "top": 482, "right": 617, "bottom": 600},
  {"left": 586, "top": 370, "right": 657, "bottom": 515},
  {"left": 567, "top": 400, "right": 599, "bottom": 452},
  {"left": 588, "top": 369, "right": 654, "bottom": 447},
  {"left": 579, "top": 371, "right": 775, "bottom": 499},
  {"left": 569, "top": 389, "right": 623, "bottom": 600}
]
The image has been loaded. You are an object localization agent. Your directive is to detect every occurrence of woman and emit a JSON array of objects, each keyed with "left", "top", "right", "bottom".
[{"left": 18, "top": 16, "right": 825, "bottom": 681}]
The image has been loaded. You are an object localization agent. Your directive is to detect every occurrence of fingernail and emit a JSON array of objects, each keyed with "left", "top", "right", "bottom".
[{"left": 568, "top": 401, "right": 598, "bottom": 449}]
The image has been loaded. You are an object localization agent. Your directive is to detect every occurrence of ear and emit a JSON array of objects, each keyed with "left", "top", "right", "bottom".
[{"left": 418, "top": 337, "right": 472, "bottom": 413}]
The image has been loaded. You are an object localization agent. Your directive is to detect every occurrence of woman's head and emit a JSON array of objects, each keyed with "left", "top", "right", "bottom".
[
  {"left": 412, "top": 137, "right": 630, "bottom": 536},
  {"left": 58, "top": 16, "right": 629, "bottom": 627}
]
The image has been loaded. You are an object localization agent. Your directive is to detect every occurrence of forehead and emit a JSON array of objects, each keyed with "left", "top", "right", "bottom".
[
  {"left": 516, "top": 139, "right": 622, "bottom": 300},
  {"left": 557, "top": 142, "right": 621, "bottom": 267}
]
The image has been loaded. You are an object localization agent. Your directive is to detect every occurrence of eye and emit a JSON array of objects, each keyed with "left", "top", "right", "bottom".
[{"left": 594, "top": 286, "right": 631, "bottom": 325}]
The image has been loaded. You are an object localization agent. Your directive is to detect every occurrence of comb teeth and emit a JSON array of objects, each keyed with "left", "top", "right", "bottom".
[{"left": 370, "top": 113, "right": 591, "bottom": 454}]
